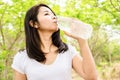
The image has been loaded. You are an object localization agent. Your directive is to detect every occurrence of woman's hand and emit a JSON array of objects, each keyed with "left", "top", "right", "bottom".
[
  {"left": 63, "top": 30, "right": 87, "bottom": 46},
  {"left": 63, "top": 30, "right": 79, "bottom": 39}
]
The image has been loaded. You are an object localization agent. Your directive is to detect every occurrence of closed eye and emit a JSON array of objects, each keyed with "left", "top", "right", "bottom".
[{"left": 44, "top": 13, "right": 49, "bottom": 15}]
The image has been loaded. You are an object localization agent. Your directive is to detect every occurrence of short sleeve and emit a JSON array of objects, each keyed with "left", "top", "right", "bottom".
[
  {"left": 11, "top": 51, "right": 26, "bottom": 74},
  {"left": 68, "top": 44, "right": 79, "bottom": 59}
]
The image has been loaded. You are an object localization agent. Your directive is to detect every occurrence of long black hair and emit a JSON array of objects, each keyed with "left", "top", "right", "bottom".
[{"left": 24, "top": 3, "right": 68, "bottom": 62}]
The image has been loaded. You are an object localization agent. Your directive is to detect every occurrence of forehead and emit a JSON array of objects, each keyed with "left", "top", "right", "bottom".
[{"left": 39, "top": 6, "right": 52, "bottom": 13}]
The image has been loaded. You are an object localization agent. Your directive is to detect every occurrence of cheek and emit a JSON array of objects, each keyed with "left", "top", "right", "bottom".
[{"left": 38, "top": 17, "right": 50, "bottom": 28}]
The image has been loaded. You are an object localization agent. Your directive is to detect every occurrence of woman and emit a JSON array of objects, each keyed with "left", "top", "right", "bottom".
[{"left": 11, "top": 3, "right": 97, "bottom": 80}]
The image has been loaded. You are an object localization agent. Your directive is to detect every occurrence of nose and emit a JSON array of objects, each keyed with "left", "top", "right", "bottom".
[{"left": 52, "top": 15, "right": 57, "bottom": 19}]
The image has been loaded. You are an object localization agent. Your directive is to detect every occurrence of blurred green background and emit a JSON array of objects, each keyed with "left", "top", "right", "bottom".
[{"left": 0, "top": 0, "right": 120, "bottom": 80}]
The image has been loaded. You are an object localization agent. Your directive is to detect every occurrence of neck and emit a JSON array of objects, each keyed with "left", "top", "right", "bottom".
[{"left": 38, "top": 30, "right": 53, "bottom": 53}]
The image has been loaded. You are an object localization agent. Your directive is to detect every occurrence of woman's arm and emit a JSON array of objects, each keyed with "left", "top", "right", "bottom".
[
  {"left": 13, "top": 69, "right": 27, "bottom": 80},
  {"left": 63, "top": 31, "right": 98, "bottom": 80},
  {"left": 72, "top": 39, "right": 98, "bottom": 80}
]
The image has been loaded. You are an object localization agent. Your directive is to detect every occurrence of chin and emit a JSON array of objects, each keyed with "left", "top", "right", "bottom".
[
  {"left": 55, "top": 27, "right": 59, "bottom": 31},
  {"left": 51, "top": 28, "right": 58, "bottom": 33},
  {"left": 51, "top": 26, "right": 58, "bottom": 31}
]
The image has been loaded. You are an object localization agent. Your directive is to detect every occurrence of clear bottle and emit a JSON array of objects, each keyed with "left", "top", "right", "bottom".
[{"left": 58, "top": 16, "right": 93, "bottom": 40}]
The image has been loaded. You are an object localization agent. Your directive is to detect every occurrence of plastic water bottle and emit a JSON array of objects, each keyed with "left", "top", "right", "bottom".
[{"left": 58, "top": 16, "right": 93, "bottom": 39}]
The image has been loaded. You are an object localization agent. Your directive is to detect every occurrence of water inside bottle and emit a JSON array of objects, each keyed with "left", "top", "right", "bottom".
[{"left": 58, "top": 16, "right": 93, "bottom": 39}]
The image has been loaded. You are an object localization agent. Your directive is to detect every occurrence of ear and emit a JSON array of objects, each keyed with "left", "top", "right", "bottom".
[
  {"left": 34, "top": 22, "right": 39, "bottom": 28},
  {"left": 29, "top": 20, "right": 34, "bottom": 27},
  {"left": 29, "top": 20, "right": 39, "bottom": 28}
]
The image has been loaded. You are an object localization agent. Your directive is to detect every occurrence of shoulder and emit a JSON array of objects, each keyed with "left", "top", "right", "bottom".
[
  {"left": 13, "top": 50, "right": 28, "bottom": 62},
  {"left": 15, "top": 50, "right": 27, "bottom": 57},
  {"left": 65, "top": 44, "right": 79, "bottom": 58},
  {"left": 67, "top": 44, "right": 77, "bottom": 52},
  {"left": 11, "top": 50, "right": 28, "bottom": 74}
]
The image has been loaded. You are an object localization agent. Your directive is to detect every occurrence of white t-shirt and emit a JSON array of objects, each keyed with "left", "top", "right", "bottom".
[{"left": 11, "top": 45, "right": 78, "bottom": 80}]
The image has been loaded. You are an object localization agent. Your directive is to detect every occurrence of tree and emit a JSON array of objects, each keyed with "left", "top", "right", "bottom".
[{"left": 0, "top": 0, "right": 120, "bottom": 79}]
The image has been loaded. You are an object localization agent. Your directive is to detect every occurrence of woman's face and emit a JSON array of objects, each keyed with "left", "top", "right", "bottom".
[{"left": 36, "top": 6, "right": 58, "bottom": 32}]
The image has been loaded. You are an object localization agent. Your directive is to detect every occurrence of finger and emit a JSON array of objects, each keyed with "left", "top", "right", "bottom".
[
  {"left": 63, "top": 30, "right": 79, "bottom": 39},
  {"left": 63, "top": 30, "right": 72, "bottom": 37}
]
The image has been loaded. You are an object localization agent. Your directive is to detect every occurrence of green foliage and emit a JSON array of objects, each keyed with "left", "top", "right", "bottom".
[
  {"left": 60, "top": 30, "right": 67, "bottom": 43},
  {"left": 0, "top": 0, "right": 120, "bottom": 80}
]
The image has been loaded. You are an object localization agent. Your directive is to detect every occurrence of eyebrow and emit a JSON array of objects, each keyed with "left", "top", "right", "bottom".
[
  {"left": 43, "top": 10, "right": 55, "bottom": 15},
  {"left": 43, "top": 10, "right": 54, "bottom": 14},
  {"left": 43, "top": 10, "right": 49, "bottom": 12}
]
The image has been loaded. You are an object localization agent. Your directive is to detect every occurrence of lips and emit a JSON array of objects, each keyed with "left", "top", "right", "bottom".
[{"left": 53, "top": 20, "right": 57, "bottom": 23}]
